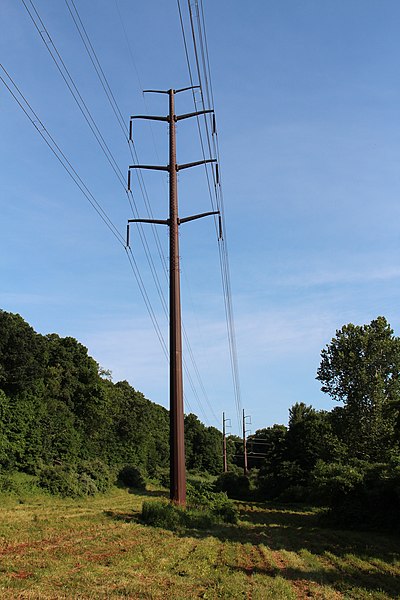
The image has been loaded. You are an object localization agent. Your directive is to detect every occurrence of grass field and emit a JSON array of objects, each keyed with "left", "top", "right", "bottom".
[{"left": 0, "top": 487, "right": 399, "bottom": 599}]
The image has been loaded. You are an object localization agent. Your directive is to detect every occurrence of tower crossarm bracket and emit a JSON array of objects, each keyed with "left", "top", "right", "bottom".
[
  {"left": 178, "top": 158, "right": 216, "bottom": 171},
  {"left": 179, "top": 210, "right": 219, "bottom": 225},
  {"left": 176, "top": 109, "right": 214, "bottom": 121},
  {"left": 128, "top": 164, "right": 169, "bottom": 172},
  {"left": 128, "top": 218, "right": 169, "bottom": 226},
  {"left": 130, "top": 115, "right": 169, "bottom": 122}
]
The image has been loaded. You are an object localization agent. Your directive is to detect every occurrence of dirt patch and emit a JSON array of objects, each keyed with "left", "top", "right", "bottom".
[{"left": 10, "top": 570, "right": 33, "bottom": 580}]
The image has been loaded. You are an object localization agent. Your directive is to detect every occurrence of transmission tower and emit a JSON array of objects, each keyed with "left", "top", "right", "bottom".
[{"left": 127, "top": 86, "right": 220, "bottom": 506}]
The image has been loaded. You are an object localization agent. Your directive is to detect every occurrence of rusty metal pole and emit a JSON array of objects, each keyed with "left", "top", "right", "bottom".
[
  {"left": 223, "top": 412, "right": 228, "bottom": 473},
  {"left": 127, "top": 86, "right": 219, "bottom": 507},
  {"left": 243, "top": 408, "right": 248, "bottom": 476},
  {"left": 168, "top": 89, "right": 186, "bottom": 506}
]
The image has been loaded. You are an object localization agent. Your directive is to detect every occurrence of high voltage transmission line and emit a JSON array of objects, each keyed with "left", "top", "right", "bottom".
[
  {"left": 4, "top": 1, "right": 241, "bottom": 434},
  {"left": 0, "top": 64, "right": 172, "bottom": 386},
  {"left": 18, "top": 0, "right": 222, "bottom": 426},
  {"left": 177, "top": 0, "right": 243, "bottom": 431}
]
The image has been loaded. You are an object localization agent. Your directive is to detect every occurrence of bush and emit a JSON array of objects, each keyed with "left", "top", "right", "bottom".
[
  {"left": 0, "top": 472, "right": 41, "bottom": 497},
  {"left": 186, "top": 479, "right": 215, "bottom": 505},
  {"left": 310, "top": 461, "right": 364, "bottom": 505},
  {"left": 78, "top": 460, "right": 113, "bottom": 493},
  {"left": 187, "top": 480, "right": 238, "bottom": 524},
  {"left": 320, "top": 462, "right": 400, "bottom": 532},
  {"left": 118, "top": 465, "right": 146, "bottom": 490},
  {"left": 214, "top": 472, "right": 250, "bottom": 500},
  {"left": 38, "top": 465, "right": 82, "bottom": 498},
  {"left": 157, "top": 468, "right": 170, "bottom": 489},
  {"left": 257, "top": 461, "right": 306, "bottom": 501},
  {"left": 141, "top": 491, "right": 238, "bottom": 532},
  {"left": 77, "top": 472, "right": 98, "bottom": 496},
  {"left": 0, "top": 473, "right": 18, "bottom": 494},
  {"left": 277, "top": 484, "right": 310, "bottom": 503},
  {"left": 210, "top": 493, "right": 238, "bottom": 524},
  {"left": 141, "top": 500, "right": 182, "bottom": 530},
  {"left": 37, "top": 460, "right": 114, "bottom": 498}
]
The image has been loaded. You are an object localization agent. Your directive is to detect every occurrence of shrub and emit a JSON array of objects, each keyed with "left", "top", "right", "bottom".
[
  {"left": 118, "top": 465, "right": 146, "bottom": 490},
  {"left": 310, "top": 461, "right": 364, "bottom": 505},
  {"left": 0, "top": 472, "right": 41, "bottom": 497},
  {"left": 141, "top": 500, "right": 216, "bottom": 531},
  {"left": 210, "top": 493, "right": 238, "bottom": 524},
  {"left": 257, "top": 461, "right": 306, "bottom": 501},
  {"left": 321, "top": 462, "right": 400, "bottom": 532},
  {"left": 187, "top": 480, "right": 238, "bottom": 524},
  {"left": 38, "top": 465, "right": 82, "bottom": 498},
  {"left": 186, "top": 479, "right": 215, "bottom": 505},
  {"left": 277, "top": 484, "right": 310, "bottom": 503},
  {"left": 157, "top": 468, "right": 170, "bottom": 489},
  {"left": 214, "top": 472, "right": 250, "bottom": 500},
  {"left": 141, "top": 490, "right": 238, "bottom": 532},
  {"left": 141, "top": 500, "right": 181, "bottom": 530},
  {"left": 77, "top": 472, "right": 98, "bottom": 496},
  {"left": 78, "top": 460, "right": 113, "bottom": 493},
  {"left": 0, "top": 473, "right": 18, "bottom": 494}
]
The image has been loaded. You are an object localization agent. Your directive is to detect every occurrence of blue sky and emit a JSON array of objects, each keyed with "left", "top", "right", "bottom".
[{"left": 1, "top": 1, "right": 400, "bottom": 435}]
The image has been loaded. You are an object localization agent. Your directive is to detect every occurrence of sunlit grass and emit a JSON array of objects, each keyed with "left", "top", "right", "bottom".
[{"left": 0, "top": 487, "right": 399, "bottom": 598}]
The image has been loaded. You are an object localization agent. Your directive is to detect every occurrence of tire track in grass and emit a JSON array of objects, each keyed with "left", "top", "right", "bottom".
[
  {"left": 0, "top": 531, "right": 99, "bottom": 557},
  {"left": 322, "top": 551, "right": 400, "bottom": 599},
  {"left": 213, "top": 539, "right": 259, "bottom": 598},
  {"left": 237, "top": 543, "right": 256, "bottom": 600},
  {"left": 260, "top": 545, "right": 343, "bottom": 599}
]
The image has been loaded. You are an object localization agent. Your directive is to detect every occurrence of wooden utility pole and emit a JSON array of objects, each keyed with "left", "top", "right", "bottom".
[{"left": 127, "top": 87, "right": 219, "bottom": 506}]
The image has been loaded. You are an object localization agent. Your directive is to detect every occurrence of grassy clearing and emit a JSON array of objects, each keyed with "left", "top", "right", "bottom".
[{"left": 0, "top": 488, "right": 399, "bottom": 599}]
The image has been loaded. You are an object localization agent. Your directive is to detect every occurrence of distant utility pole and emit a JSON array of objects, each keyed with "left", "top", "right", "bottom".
[
  {"left": 242, "top": 409, "right": 251, "bottom": 476},
  {"left": 222, "top": 412, "right": 231, "bottom": 473},
  {"left": 127, "top": 87, "right": 220, "bottom": 507}
]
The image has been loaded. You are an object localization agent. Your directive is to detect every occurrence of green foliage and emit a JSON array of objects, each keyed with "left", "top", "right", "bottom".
[
  {"left": 257, "top": 460, "right": 306, "bottom": 501},
  {"left": 319, "top": 461, "right": 400, "bottom": 532},
  {"left": 0, "top": 309, "right": 226, "bottom": 500},
  {"left": 317, "top": 316, "right": 400, "bottom": 461},
  {"left": 141, "top": 491, "right": 238, "bottom": 532},
  {"left": 185, "top": 414, "right": 223, "bottom": 475},
  {"left": 118, "top": 465, "right": 146, "bottom": 490},
  {"left": 0, "top": 471, "right": 42, "bottom": 497},
  {"left": 38, "top": 466, "right": 82, "bottom": 498},
  {"left": 0, "top": 310, "right": 171, "bottom": 492},
  {"left": 214, "top": 471, "right": 251, "bottom": 500},
  {"left": 141, "top": 500, "right": 182, "bottom": 530},
  {"left": 78, "top": 460, "right": 114, "bottom": 493},
  {"left": 0, "top": 310, "right": 46, "bottom": 395},
  {"left": 286, "top": 403, "right": 343, "bottom": 468},
  {"left": 37, "top": 460, "right": 113, "bottom": 497},
  {"left": 310, "top": 460, "right": 364, "bottom": 505},
  {"left": 246, "top": 425, "right": 287, "bottom": 471},
  {"left": 187, "top": 479, "right": 239, "bottom": 523}
]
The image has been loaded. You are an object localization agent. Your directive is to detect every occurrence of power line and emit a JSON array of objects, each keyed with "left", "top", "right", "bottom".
[
  {"left": 0, "top": 64, "right": 195, "bottom": 413},
  {"left": 188, "top": 1, "right": 243, "bottom": 431},
  {"left": 22, "top": 0, "right": 206, "bottom": 420},
  {"left": 66, "top": 0, "right": 218, "bottom": 426},
  {"left": 18, "top": 0, "right": 219, "bottom": 425},
  {"left": 0, "top": 64, "right": 124, "bottom": 246},
  {"left": 177, "top": 0, "right": 243, "bottom": 432}
]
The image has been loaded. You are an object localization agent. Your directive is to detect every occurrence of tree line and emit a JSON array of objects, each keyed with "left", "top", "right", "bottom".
[
  {"left": 1, "top": 309, "right": 399, "bottom": 531},
  {"left": 225, "top": 316, "right": 400, "bottom": 531},
  {"left": 0, "top": 309, "right": 222, "bottom": 495}
]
